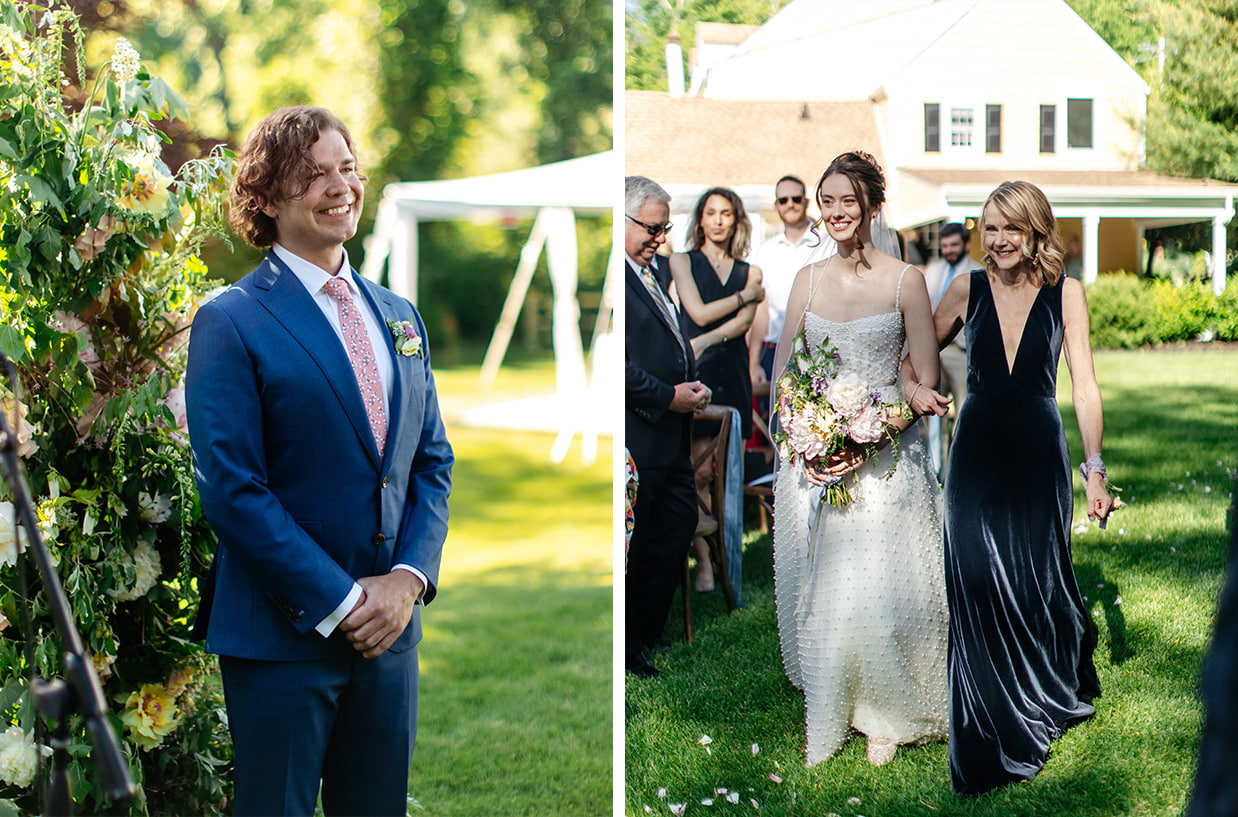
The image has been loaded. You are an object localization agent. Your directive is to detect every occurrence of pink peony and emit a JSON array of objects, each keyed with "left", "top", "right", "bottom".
[{"left": 848, "top": 405, "right": 885, "bottom": 444}]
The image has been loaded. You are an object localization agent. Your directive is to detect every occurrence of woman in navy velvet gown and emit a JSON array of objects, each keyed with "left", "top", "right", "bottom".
[{"left": 907, "top": 181, "right": 1114, "bottom": 795}]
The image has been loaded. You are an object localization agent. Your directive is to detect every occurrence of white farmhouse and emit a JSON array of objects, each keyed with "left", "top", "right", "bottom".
[{"left": 626, "top": 0, "right": 1237, "bottom": 292}]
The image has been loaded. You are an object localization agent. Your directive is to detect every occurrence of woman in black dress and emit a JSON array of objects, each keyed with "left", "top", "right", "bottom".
[
  {"left": 907, "top": 181, "right": 1114, "bottom": 794},
  {"left": 669, "top": 187, "right": 764, "bottom": 592}
]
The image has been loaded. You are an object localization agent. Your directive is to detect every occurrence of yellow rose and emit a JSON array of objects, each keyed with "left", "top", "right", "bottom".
[
  {"left": 116, "top": 153, "right": 172, "bottom": 217},
  {"left": 121, "top": 683, "right": 180, "bottom": 750}
]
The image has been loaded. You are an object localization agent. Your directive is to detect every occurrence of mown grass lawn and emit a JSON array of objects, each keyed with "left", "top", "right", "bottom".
[
  {"left": 626, "top": 345, "right": 1238, "bottom": 817},
  {"left": 406, "top": 361, "right": 613, "bottom": 817}
]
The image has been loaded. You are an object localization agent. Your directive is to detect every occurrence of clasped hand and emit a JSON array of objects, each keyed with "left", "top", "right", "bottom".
[
  {"left": 907, "top": 383, "right": 952, "bottom": 418},
  {"left": 805, "top": 445, "right": 865, "bottom": 484},
  {"left": 338, "top": 571, "right": 424, "bottom": 659}
]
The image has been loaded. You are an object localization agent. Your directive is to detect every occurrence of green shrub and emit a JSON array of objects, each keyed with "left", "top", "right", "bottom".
[
  {"left": 1151, "top": 279, "right": 1213, "bottom": 343},
  {"left": 1086, "top": 273, "right": 1159, "bottom": 348}
]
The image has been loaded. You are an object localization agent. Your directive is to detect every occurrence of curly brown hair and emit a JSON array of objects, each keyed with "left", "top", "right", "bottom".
[{"left": 228, "top": 106, "right": 365, "bottom": 248}]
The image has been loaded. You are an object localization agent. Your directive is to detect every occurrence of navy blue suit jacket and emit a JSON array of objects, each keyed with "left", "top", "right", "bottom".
[
  {"left": 625, "top": 255, "right": 696, "bottom": 471},
  {"left": 185, "top": 253, "right": 453, "bottom": 661}
]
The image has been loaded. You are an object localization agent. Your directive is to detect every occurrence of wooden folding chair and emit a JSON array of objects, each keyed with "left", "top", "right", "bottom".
[{"left": 681, "top": 405, "right": 738, "bottom": 643}]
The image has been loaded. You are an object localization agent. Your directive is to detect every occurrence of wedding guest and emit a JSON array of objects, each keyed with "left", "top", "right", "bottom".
[
  {"left": 668, "top": 187, "right": 763, "bottom": 592},
  {"left": 908, "top": 180, "right": 1113, "bottom": 794},
  {"left": 749, "top": 175, "right": 835, "bottom": 405},
  {"left": 625, "top": 175, "right": 711, "bottom": 677},
  {"left": 186, "top": 106, "right": 453, "bottom": 816},
  {"left": 922, "top": 222, "right": 980, "bottom": 475}
]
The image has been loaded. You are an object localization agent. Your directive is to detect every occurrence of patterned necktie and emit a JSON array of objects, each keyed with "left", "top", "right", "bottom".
[
  {"left": 638, "top": 265, "right": 686, "bottom": 355},
  {"left": 323, "top": 276, "right": 387, "bottom": 456}
]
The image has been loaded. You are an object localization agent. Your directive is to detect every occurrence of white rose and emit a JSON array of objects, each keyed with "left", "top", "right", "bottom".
[
  {"left": 0, "top": 502, "right": 17, "bottom": 567},
  {"left": 108, "top": 540, "right": 162, "bottom": 601},
  {"left": 0, "top": 726, "right": 47, "bottom": 788},
  {"left": 825, "top": 371, "right": 872, "bottom": 419},
  {"left": 137, "top": 491, "right": 173, "bottom": 524}
]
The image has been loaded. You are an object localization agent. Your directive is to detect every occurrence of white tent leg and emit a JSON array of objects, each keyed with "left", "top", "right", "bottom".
[{"left": 480, "top": 209, "right": 551, "bottom": 387}]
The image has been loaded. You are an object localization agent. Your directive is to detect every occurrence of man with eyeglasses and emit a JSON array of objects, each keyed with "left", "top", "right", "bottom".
[
  {"left": 748, "top": 175, "right": 836, "bottom": 409},
  {"left": 624, "top": 175, "right": 711, "bottom": 678}
]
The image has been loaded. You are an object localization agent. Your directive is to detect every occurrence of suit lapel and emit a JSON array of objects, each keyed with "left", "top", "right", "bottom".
[
  {"left": 254, "top": 255, "right": 382, "bottom": 467},
  {"left": 627, "top": 260, "right": 681, "bottom": 342}
]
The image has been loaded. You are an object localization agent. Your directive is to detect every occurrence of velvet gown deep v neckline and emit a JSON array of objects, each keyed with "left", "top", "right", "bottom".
[{"left": 943, "top": 271, "right": 1099, "bottom": 795}]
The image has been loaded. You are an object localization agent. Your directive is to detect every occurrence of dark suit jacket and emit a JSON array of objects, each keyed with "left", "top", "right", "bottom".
[
  {"left": 185, "top": 252, "right": 454, "bottom": 661},
  {"left": 625, "top": 255, "right": 696, "bottom": 471}
]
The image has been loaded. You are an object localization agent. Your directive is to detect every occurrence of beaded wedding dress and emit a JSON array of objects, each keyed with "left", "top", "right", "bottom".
[{"left": 772, "top": 279, "right": 949, "bottom": 766}]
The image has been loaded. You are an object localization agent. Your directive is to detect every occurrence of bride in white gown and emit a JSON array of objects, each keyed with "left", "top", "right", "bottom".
[{"left": 771, "top": 151, "right": 948, "bottom": 767}]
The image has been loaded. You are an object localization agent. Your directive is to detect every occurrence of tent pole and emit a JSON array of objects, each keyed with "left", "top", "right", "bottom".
[{"left": 480, "top": 208, "right": 550, "bottom": 386}]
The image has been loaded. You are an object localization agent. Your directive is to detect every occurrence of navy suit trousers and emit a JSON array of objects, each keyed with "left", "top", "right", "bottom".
[{"left": 221, "top": 642, "right": 419, "bottom": 817}]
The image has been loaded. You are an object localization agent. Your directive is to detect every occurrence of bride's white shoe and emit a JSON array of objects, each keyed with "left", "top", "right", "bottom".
[{"left": 866, "top": 738, "right": 897, "bottom": 766}]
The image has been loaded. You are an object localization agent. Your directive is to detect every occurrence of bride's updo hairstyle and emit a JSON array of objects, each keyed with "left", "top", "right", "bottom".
[
  {"left": 814, "top": 151, "right": 886, "bottom": 251},
  {"left": 980, "top": 181, "right": 1065, "bottom": 287}
]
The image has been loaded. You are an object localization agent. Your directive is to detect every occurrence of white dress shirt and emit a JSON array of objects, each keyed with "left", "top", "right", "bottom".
[
  {"left": 751, "top": 226, "right": 836, "bottom": 344},
  {"left": 273, "top": 244, "right": 428, "bottom": 636}
]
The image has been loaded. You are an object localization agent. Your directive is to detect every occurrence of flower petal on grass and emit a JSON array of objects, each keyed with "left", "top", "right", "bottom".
[
  {"left": 847, "top": 796, "right": 862, "bottom": 806},
  {"left": 751, "top": 743, "right": 760, "bottom": 755},
  {"left": 726, "top": 792, "right": 740, "bottom": 804},
  {"left": 700, "top": 798, "right": 714, "bottom": 806},
  {"left": 769, "top": 774, "right": 782, "bottom": 783},
  {"left": 669, "top": 803, "right": 686, "bottom": 816},
  {"left": 657, "top": 787, "right": 667, "bottom": 799},
  {"left": 698, "top": 735, "right": 712, "bottom": 746}
]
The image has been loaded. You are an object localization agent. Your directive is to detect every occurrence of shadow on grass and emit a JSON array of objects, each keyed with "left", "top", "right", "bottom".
[
  {"left": 1075, "top": 562, "right": 1132, "bottom": 665},
  {"left": 629, "top": 505, "right": 1204, "bottom": 816},
  {"left": 416, "top": 563, "right": 610, "bottom": 817}
]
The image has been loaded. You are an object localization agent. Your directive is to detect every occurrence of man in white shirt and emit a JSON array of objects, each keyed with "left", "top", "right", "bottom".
[
  {"left": 748, "top": 176, "right": 836, "bottom": 407},
  {"left": 922, "top": 222, "right": 979, "bottom": 475}
]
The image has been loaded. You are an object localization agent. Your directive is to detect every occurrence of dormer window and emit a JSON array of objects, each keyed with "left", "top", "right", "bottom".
[{"left": 950, "top": 107, "right": 974, "bottom": 148}]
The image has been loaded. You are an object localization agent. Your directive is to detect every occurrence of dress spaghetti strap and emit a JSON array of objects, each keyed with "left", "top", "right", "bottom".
[{"left": 894, "top": 263, "right": 912, "bottom": 313}]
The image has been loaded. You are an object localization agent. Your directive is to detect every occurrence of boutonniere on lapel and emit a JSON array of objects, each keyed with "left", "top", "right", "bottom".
[{"left": 386, "top": 318, "right": 424, "bottom": 358}]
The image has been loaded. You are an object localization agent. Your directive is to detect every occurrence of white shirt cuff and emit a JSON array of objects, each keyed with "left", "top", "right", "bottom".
[
  {"left": 392, "top": 563, "right": 429, "bottom": 604},
  {"left": 315, "top": 582, "right": 362, "bottom": 637}
]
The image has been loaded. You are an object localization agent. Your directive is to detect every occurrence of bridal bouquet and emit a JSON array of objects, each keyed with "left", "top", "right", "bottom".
[{"left": 772, "top": 331, "right": 912, "bottom": 507}]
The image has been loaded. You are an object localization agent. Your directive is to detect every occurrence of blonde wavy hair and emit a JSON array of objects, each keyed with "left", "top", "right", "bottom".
[{"left": 980, "top": 181, "right": 1065, "bottom": 287}]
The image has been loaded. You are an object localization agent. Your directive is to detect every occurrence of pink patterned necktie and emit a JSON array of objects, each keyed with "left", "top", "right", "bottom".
[{"left": 322, "top": 276, "right": 387, "bottom": 456}]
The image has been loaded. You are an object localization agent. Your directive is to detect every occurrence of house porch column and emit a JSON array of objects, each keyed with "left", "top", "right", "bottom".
[
  {"left": 1212, "top": 214, "right": 1228, "bottom": 296},
  {"left": 1082, "top": 214, "right": 1100, "bottom": 285}
]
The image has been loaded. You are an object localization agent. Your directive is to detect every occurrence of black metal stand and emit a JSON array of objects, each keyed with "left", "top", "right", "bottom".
[{"left": 0, "top": 358, "right": 135, "bottom": 815}]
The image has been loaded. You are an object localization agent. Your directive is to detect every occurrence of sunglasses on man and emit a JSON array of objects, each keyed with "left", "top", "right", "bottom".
[
  {"left": 627, "top": 214, "right": 673, "bottom": 237},
  {"left": 776, "top": 195, "right": 805, "bottom": 206}
]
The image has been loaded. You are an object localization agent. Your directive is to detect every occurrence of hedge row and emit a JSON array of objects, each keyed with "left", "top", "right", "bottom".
[{"left": 1086, "top": 273, "right": 1238, "bottom": 349}]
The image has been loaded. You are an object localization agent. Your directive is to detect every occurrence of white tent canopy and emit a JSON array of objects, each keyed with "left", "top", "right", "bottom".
[{"left": 361, "top": 150, "right": 618, "bottom": 463}]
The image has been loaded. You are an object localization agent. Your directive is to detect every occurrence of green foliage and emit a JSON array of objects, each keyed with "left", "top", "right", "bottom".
[
  {"left": 625, "top": 0, "right": 794, "bottom": 91},
  {"left": 0, "top": 3, "right": 233, "bottom": 814},
  {"left": 629, "top": 347, "right": 1237, "bottom": 816},
  {"left": 373, "top": 0, "right": 476, "bottom": 183},
  {"left": 1086, "top": 274, "right": 1160, "bottom": 348},
  {"left": 1087, "top": 274, "right": 1238, "bottom": 348},
  {"left": 492, "top": 0, "right": 613, "bottom": 163}
]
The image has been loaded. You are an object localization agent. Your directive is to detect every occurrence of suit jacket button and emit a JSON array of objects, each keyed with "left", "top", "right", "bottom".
[
  {"left": 382, "top": 476, "right": 390, "bottom": 488},
  {"left": 372, "top": 534, "right": 386, "bottom": 546}
]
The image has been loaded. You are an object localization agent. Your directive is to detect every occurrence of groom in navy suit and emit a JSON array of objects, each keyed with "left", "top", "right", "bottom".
[{"left": 186, "top": 107, "right": 453, "bottom": 816}]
